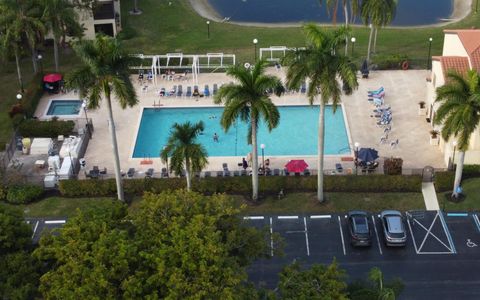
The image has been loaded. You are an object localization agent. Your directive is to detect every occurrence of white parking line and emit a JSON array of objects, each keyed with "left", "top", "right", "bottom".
[
  {"left": 44, "top": 220, "right": 66, "bottom": 224},
  {"left": 473, "top": 214, "right": 480, "bottom": 233},
  {"left": 406, "top": 216, "right": 420, "bottom": 254},
  {"left": 243, "top": 216, "right": 264, "bottom": 220},
  {"left": 337, "top": 216, "right": 346, "bottom": 255},
  {"left": 304, "top": 217, "right": 310, "bottom": 256},
  {"left": 270, "top": 217, "right": 273, "bottom": 257},
  {"left": 371, "top": 215, "right": 383, "bottom": 255},
  {"left": 310, "top": 215, "right": 331, "bottom": 219},
  {"left": 31, "top": 220, "right": 39, "bottom": 239},
  {"left": 278, "top": 216, "right": 298, "bottom": 219}
]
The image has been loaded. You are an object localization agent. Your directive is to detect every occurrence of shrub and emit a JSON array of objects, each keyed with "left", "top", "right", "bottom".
[
  {"left": 6, "top": 185, "right": 44, "bottom": 204},
  {"left": 8, "top": 103, "right": 24, "bottom": 118},
  {"left": 59, "top": 175, "right": 422, "bottom": 197},
  {"left": 18, "top": 119, "right": 75, "bottom": 138},
  {"left": 463, "top": 165, "right": 480, "bottom": 179},
  {"left": 375, "top": 54, "right": 409, "bottom": 70},
  {"left": 0, "top": 185, "right": 7, "bottom": 201},
  {"left": 383, "top": 158, "right": 403, "bottom": 175},
  {"left": 434, "top": 171, "right": 455, "bottom": 192},
  {"left": 20, "top": 73, "right": 44, "bottom": 117}
]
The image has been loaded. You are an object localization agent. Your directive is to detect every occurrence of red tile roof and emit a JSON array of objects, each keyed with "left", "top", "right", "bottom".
[
  {"left": 439, "top": 56, "right": 469, "bottom": 78},
  {"left": 444, "top": 29, "right": 480, "bottom": 71}
]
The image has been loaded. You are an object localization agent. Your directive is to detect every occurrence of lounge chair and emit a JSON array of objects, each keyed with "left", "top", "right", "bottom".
[
  {"left": 300, "top": 82, "right": 307, "bottom": 94},
  {"left": 273, "top": 168, "right": 280, "bottom": 176},
  {"left": 368, "top": 86, "right": 384, "bottom": 95},
  {"left": 186, "top": 86, "right": 192, "bottom": 97},
  {"left": 216, "top": 171, "right": 223, "bottom": 177},
  {"left": 193, "top": 85, "right": 200, "bottom": 97},
  {"left": 283, "top": 168, "right": 290, "bottom": 176},
  {"left": 161, "top": 167, "right": 169, "bottom": 178},
  {"left": 169, "top": 85, "right": 177, "bottom": 96},
  {"left": 233, "top": 170, "right": 240, "bottom": 176},
  {"left": 145, "top": 168, "right": 154, "bottom": 178},
  {"left": 176, "top": 85, "right": 183, "bottom": 97},
  {"left": 127, "top": 168, "right": 135, "bottom": 178},
  {"left": 204, "top": 85, "right": 210, "bottom": 97},
  {"left": 391, "top": 139, "right": 399, "bottom": 148},
  {"left": 336, "top": 163, "right": 344, "bottom": 173},
  {"left": 240, "top": 170, "right": 248, "bottom": 176},
  {"left": 213, "top": 83, "right": 218, "bottom": 95},
  {"left": 222, "top": 163, "right": 228, "bottom": 171},
  {"left": 370, "top": 91, "right": 385, "bottom": 99},
  {"left": 223, "top": 170, "right": 231, "bottom": 177},
  {"left": 100, "top": 168, "right": 107, "bottom": 175}
]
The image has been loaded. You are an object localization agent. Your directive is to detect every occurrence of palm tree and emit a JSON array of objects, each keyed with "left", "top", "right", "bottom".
[
  {"left": 66, "top": 35, "right": 138, "bottom": 201},
  {"left": 160, "top": 122, "right": 208, "bottom": 191},
  {"left": 41, "top": 0, "right": 83, "bottom": 72},
  {"left": 360, "top": 0, "right": 397, "bottom": 62},
  {"left": 368, "top": 267, "right": 396, "bottom": 300},
  {"left": 434, "top": 70, "right": 480, "bottom": 199},
  {"left": 283, "top": 24, "right": 358, "bottom": 202},
  {"left": 214, "top": 60, "right": 283, "bottom": 201}
]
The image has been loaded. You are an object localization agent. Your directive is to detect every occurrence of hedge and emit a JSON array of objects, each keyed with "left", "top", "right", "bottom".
[
  {"left": 21, "top": 73, "right": 44, "bottom": 118},
  {"left": 6, "top": 185, "right": 44, "bottom": 204},
  {"left": 19, "top": 119, "right": 75, "bottom": 138},
  {"left": 59, "top": 175, "right": 423, "bottom": 197},
  {"left": 434, "top": 166, "right": 480, "bottom": 192}
]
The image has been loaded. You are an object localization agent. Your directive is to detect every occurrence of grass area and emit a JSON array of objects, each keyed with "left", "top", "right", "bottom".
[
  {"left": 1, "top": 192, "right": 425, "bottom": 218},
  {"left": 439, "top": 177, "right": 480, "bottom": 212}
]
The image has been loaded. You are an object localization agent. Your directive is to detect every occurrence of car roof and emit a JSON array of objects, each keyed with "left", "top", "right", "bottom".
[
  {"left": 351, "top": 214, "right": 369, "bottom": 233},
  {"left": 385, "top": 215, "right": 404, "bottom": 233},
  {"left": 381, "top": 210, "right": 402, "bottom": 217},
  {"left": 348, "top": 210, "right": 368, "bottom": 217}
]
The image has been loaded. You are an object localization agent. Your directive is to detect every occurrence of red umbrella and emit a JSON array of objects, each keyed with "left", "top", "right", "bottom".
[
  {"left": 285, "top": 160, "right": 309, "bottom": 173},
  {"left": 43, "top": 73, "right": 62, "bottom": 83}
]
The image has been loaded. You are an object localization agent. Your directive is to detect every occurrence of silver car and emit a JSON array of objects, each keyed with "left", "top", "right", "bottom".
[{"left": 380, "top": 210, "right": 407, "bottom": 247}]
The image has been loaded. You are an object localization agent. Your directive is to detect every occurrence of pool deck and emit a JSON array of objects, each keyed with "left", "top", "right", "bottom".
[{"left": 35, "top": 68, "right": 446, "bottom": 177}]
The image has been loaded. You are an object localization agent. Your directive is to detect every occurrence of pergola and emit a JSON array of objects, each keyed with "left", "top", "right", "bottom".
[
  {"left": 131, "top": 53, "right": 236, "bottom": 85},
  {"left": 259, "top": 46, "right": 305, "bottom": 62}
]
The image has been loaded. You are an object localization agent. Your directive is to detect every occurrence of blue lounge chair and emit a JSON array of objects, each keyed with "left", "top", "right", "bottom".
[
  {"left": 176, "top": 85, "right": 183, "bottom": 97},
  {"left": 300, "top": 82, "right": 307, "bottom": 94},
  {"left": 193, "top": 85, "right": 200, "bottom": 97},
  {"left": 204, "top": 85, "right": 210, "bottom": 97},
  {"left": 335, "top": 163, "right": 343, "bottom": 173},
  {"left": 186, "top": 86, "right": 192, "bottom": 97}
]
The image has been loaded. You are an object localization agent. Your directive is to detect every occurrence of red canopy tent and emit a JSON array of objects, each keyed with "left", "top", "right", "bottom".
[
  {"left": 285, "top": 160, "right": 309, "bottom": 173},
  {"left": 43, "top": 73, "right": 62, "bottom": 83}
]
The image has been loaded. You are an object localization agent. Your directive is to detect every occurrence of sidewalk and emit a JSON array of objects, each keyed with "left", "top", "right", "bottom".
[{"left": 422, "top": 182, "right": 440, "bottom": 211}]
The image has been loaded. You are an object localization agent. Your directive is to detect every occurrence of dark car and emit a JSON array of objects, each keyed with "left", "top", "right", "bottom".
[
  {"left": 347, "top": 211, "right": 372, "bottom": 247},
  {"left": 380, "top": 210, "right": 407, "bottom": 247}
]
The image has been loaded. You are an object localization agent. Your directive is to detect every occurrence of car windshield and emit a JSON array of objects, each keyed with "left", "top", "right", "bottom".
[
  {"left": 353, "top": 216, "right": 369, "bottom": 233},
  {"left": 386, "top": 216, "right": 404, "bottom": 233}
]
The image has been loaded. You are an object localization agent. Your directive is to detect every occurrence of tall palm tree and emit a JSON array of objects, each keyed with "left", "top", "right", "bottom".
[
  {"left": 214, "top": 60, "right": 283, "bottom": 201},
  {"left": 368, "top": 267, "right": 396, "bottom": 300},
  {"left": 66, "top": 35, "right": 138, "bottom": 201},
  {"left": 41, "top": 0, "right": 83, "bottom": 72},
  {"left": 283, "top": 24, "right": 358, "bottom": 202},
  {"left": 434, "top": 70, "right": 480, "bottom": 198},
  {"left": 360, "top": 0, "right": 397, "bottom": 62},
  {"left": 160, "top": 121, "right": 208, "bottom": 191}
]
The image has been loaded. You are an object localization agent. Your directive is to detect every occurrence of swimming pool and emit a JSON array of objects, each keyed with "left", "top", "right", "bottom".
[
  {"left": 46, "top": 100, "right": 82, "bottom": 116},
  {"left": 133, "top": 105, "right": 351, "bottom": 158}
]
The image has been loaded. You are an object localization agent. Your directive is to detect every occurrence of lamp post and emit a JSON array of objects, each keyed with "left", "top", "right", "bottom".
[
  {"left": 37, "top": 54, "right": 43, "bottom": 74},
  {"left": 260, "top": 143, "right": 265, "bottom": 176},
  {"left": 253, "top": 38, "right": 258, "bottom": 62},
  {"left": 351, "top": 37, "right": 356, "bottom": 56},
  {"left": 16, "top": 93, "right": 22, "bottom": 102},
  {"left": 81, "top": 100, "right": 91, "bottom": 138},
  {"left": 427, "top": 37, "right": 433, "bottom": 70},
  {"left": 354, "top": 142, "right": 360, "bottom": 175},
  {"left": 206, "top": 20, "right": 210, "bottom": 39},
  {"left": 452, "top": 140, "right": 457, "bottom": 171}
]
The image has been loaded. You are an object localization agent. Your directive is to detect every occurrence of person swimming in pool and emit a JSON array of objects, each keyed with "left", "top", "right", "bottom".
[{"left": 213, "top": 133, "right": 219, "bottom": 142}]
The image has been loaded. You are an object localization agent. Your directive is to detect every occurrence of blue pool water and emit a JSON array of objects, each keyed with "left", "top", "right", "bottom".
[
  {"left": 47, "top": 100, "right": 82, "bottom": 116},
  {"left": 133, "top": 106, "right": 350, "bottom": 158},
  {"left": 208, "top": 0, "right": 452, "bottom": 26}
]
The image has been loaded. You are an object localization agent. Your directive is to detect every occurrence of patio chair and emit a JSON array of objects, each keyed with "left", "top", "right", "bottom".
[
  {"left": 127, "top": 168, "right": 135, "bottom": 178},
  {"left": 300, "top": 82, "right": 307, "bottom": 94},
  {"left": 204, "top": 85, "right": 210, "bottom": 97},
  {"left": 193, "top": 85, "right": 200, "bottom": 97},
  {"left": 169, "top": 85, "right": 177, "bottom": 96},
  {"left": 335, "top": 163, "right": 344, "bottom": 173},
  {"left": 304, "top": 169, "right": 311, "bottom": 176},
  {"left": 216, "top": 171, "right": 224, "bottom": 177},
  {"left": 222, "top": 163, "right": 228, "bottom": 171},
  {"left": 204, "top": 171, "right": 211, "bottom": 177},
  {"left": 176, "top": 85, "right": 183, "bottom": 97},
  {"left": 391, "top": 139, "right": 399, "bottom": 148},
  {"left": 223, "top": 170, "right": 231, "bottom": 177},
  {"left": 273, "top": 168, "right": 280, "bottom": 176},
  {"left": 240, "top": 170, "right": 248, "bottom": 176},
  {"left": 213, "top": 83, "right": 218, "bottom": 95},
  {"left": 161, "top": 167, "right": 169, "bottom": 178},
  {"left": 145, "top": 168, "right": 154, "bottom": 178},
  {"left": 233, "top": 170, "right": 240, "bottom": 176},
  {"left": 186, "top": 86, "right": 192, "bottom": 97},
  {"left": 283, "top": 168, "right": 290, "bottom": 176},
  {"left": 367, "top": 86, "right": 384, "bottom": 95},
  {"left": 100, "top": 168, "right": 107, "bottom": 175}
]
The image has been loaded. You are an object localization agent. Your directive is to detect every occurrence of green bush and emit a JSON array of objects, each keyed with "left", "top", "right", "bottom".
[
  {"left": 0, "top": 185, "right": 7, "bottom": 201},
  {"left": 374, "top": 54, "right": 409, "bottom": 70},
  {"left": 59, "top": 175, "right": 422, "bottom": 197},
  {"left": 6, "top": 185, "right": 44, "bottom": 204},
  {"left": 463, "top": 165, "right": 480, "bottom": 179},
  {"left": 434, "top": 171, "right": 455, "bottom": 192},
  {"left": 18, "top": 119, "right": 75, "bottom": 138},
  {"left": 20, "top": 73, "right": 44, "bottom": 117}
]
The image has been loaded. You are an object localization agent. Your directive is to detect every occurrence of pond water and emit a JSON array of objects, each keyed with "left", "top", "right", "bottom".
[{"left": 208, "top": 0, "right": 453, "bottom": 26}]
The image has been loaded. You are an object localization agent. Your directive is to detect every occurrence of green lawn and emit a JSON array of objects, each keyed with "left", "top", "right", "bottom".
[
  {"left": 439, "top": 177, "right": 480, "bottom": 212},
  {"left": 1, "top": 192, "right": 425, "bottom": 218}
]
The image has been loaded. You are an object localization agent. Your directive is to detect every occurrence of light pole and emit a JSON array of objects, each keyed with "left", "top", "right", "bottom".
[
  {"left": 16, "top": 93, "right": 22, "bottom": 102},
  {"left": 206, "top": 20, "right": 210, "bottom": 39},
  {"left": 427, "top": 37, "right": 433, "bottom": 70},
  {"left": 354, "top": 142, "right": 360, "bottom": 175},
  {"left": 81, "top": 100, "right": 91, "bottom": 138},
  {"left": 253, "top": 38, "right": 258, "bottom": 62},
  {"left": 451, "top": 140, "right": 457, "bottom": 171},
  {"left": 351, "top": 37, "right": 356, "bottom": 56},
  {"left": 37, "top": 54, "right": 43, "bottom": 74},
  {"left": 260, "top": 143, "right": 265, "bottom": 176}
]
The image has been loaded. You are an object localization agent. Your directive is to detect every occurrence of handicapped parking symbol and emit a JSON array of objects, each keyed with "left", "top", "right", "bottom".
[{"left": 466, "top": 239, "right": 478, "bottom": 248}]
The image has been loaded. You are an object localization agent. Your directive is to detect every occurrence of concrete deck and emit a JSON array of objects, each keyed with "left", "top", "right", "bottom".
[{"left": 34, "top": 68, "right": 446, "bottom": 177}]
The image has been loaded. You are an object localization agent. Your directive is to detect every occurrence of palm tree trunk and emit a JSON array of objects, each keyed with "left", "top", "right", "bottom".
[
  {"left": 106, "top": 95, "right": 125, "bottom": 201},
  {"left": 452, "top": 151, "right": 465, "bottom": 198},
  {"left": 31, "top": 48, "right": 38, "bottom": 74},
  {"left": 251, "top": 118, "right": 259, "bottom": 201},
  {"left": 185, "top": 159, "right": 191, "bottom": 191},
  {"left": 367, "top": 24, "right": 374, "bottom": 63},
  {"left": 373, "top": 27, "right": 378, "bottom": 54},
  {"left": 344, "top": 4, "right": 349, "bottom": 56},
  {"left": 53, "top": 35, "right": 60, "bottom": 72},
  {"left": 14, "top": 51, "right": 24, "bottom": 92},
  {"left": 317, "top": 101, "right": 326, "bottom": 202},
  {"left": 134, "top": 0, "right": 138, "bottom": 12}
]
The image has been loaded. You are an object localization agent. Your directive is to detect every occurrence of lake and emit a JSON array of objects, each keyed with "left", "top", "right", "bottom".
[{"left": 208, "top": 0, "right": 453, "bottom": 26}]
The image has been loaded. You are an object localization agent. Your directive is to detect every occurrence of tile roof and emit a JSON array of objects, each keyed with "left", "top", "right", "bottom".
[
  {"left": 443, "top": 29, "right": 480, "bottom": 71},
  {"left": 439, "top": 56, "right": 469, "bottom": 78}
]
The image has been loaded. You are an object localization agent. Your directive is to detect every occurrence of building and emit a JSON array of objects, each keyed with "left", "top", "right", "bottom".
[
  {"left": 77, "top": 0, "right": 122, "bottom": 39},
  {"left": 426, "top": 29, "right": 480, "bottom": 166}
]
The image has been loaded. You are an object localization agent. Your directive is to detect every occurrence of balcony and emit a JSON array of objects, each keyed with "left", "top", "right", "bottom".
[{"left": 93, "top": 1, "right": 115, "bottom": 20}]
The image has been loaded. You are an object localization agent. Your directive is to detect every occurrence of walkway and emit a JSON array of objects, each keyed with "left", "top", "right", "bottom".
[{"left": 422, "top": 182, "right": 440, "bottom": 211}]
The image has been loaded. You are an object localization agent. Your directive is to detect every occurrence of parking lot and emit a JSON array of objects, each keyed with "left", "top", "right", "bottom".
[{"left": 26, "top": 217, "right": 67, "bottom": 244}]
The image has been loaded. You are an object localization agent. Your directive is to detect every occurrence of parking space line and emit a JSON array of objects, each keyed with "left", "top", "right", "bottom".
[
  {"left": 337, "top": 216, "right": 346, "bottom": 255},
  {"left": 45, "top": 220, "right": 66, "bottom": 224},
  {"left": 303, "top": 217, "right": 310, "bottom": 256},
  {"left": 371, "top": 215, "right": 383, "bottom": 255},
  {"left": 278, "top": 216, "right": 298, "bottom": 219},
  {"left": 243, "top": 216, "right": 264, "bottom": 220},
  {"left": 439, "top": 212, "right": 457, "bottom": 254},
  {"left": 31, "top": 220, "right": 39, "bottom": 239},
  {"left": 447, "top": 212, "right": 469, "bottom": 217},
  {"left": 406, "top": 216, "right": 420, "bottom": 254},
  {"left": 416, "top": 213, "right": 452, "bottom": 253},
  {"left": 473, "top": 214, "right": 480, "bottom": 233},
  {"left": 310, "top": 215, "right": 331, "bottom": 219},
  {"left": 269, "top": 217, "right": 273, "bottom": 257}
]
